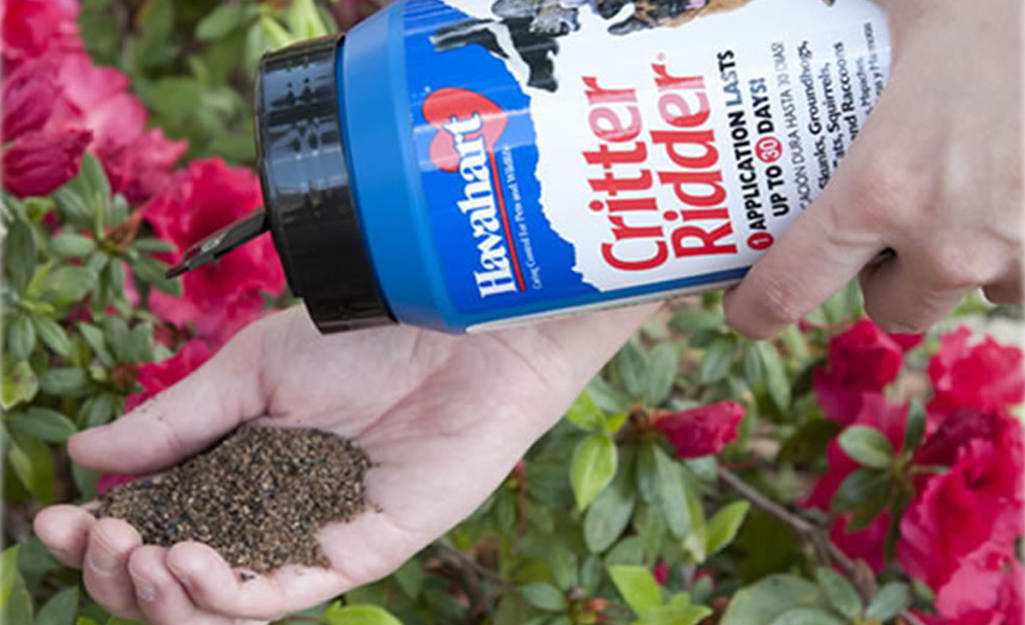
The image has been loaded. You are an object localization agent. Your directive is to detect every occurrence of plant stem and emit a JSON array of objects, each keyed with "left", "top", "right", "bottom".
[{"left": 718, "top": 466, "right": 926, "bottom": 625}]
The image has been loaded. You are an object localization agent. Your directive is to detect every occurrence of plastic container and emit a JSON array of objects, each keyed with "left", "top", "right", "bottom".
[{"left": 169, "top": 0, "right": 892, "bottom": 334}]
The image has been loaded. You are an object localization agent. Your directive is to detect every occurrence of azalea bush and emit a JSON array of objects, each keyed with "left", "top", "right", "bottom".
[{"left": 2, "top": 1, "right": 1024, "bottom": 625}]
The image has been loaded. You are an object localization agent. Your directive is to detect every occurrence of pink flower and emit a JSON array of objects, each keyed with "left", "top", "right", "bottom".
[
  {"left": 145, "top": 159, "right": 286, "bottom": 347},
  {"left": 2, "top": 55, "right": 60, "bottom": 140},
  {"left": 0, "top": 0, "right": 82, "bottom": 69},
  {"left": 933, "top": 549, "right": 1024, "bottom": 625},
  {"left": 124, "top": 340, "right": 212, "bottom": 412},
  {"left": 813, "top": 320, "right": 905, "bottom": 425},
  {"left": 928, "top": 327, "right": 1025, "bottom": 419},
  {"left": 653, "top": 401, "right": 745, "bottom": 459},
  {"left": 915, "top": 406, "right": 1021, "bottom": 470},
  {"left": 102, "top": 128, "right": 189, "bottom": 205},
  {"left": 898, "top": 438, "right": 1024, "bottom": 594},
  {"left": 3, "top": 128, "right": 92, "bottom": 197}
]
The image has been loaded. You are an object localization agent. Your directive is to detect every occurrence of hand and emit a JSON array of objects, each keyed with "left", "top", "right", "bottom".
[
  {"left": 725, "top": 0, "right": 1023, "bottom": 338},
  {"left": 34, "top": 303, "right": 657, "bottom": 625}
]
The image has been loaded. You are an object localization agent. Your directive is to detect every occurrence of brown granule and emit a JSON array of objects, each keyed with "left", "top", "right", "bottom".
[{"left": 96, "top": 426, "right": 370, "bottom": 574}]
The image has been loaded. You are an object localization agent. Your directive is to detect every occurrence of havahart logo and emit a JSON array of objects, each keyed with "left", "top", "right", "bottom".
[{"left": 423, "top": 88, "right": 525, "bottom": 298}]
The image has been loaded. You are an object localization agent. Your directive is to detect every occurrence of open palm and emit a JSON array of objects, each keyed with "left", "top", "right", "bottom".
[{"left": 34, "top": 303, "right": 656, "bottom": 625}]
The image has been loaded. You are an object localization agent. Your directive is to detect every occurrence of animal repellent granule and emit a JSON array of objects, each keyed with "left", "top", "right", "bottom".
[{"left": 97, "top": 427, "right": 371, "bottom": 574}]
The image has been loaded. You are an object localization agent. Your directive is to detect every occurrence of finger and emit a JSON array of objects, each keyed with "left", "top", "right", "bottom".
[
  {"left": 83, "top": 518, "right": 144, "bottom": 621},
  {"left": 129, "top": 545, "right": 250, "bottom": 625},
  {"left": 68, "top": 320, "right": 269, "bottom": 474},
  {"left": 33, "top": 505, "right": 95, "bottom": 568},
  {"left": 167, "top": 542, "right": 346, "bottom": 620},
  {"left": 860, "top": 256, "right": 971, "bottom": 333},
  {"left": 723, "top": 163, "right": 886, "bottom": 338},
  {"left": 984, "top": 276, "right": 1024, "bottom": 305}
]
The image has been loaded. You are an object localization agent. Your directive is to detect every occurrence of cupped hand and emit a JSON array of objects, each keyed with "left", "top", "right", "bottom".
[
  {"left": 725, "top": 0, "right": 1023, "bottom": 337},
  {"left": 34, "top": 303, "right": 657, "bottom": 625}
]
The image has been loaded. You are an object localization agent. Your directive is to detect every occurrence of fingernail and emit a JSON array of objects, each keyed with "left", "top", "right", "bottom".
[
  {"left": 87, "top": 549, "right": 118, "bottom": 577},
  {"left": 133, "top": 577, "right": 157, "bottom": 602}
]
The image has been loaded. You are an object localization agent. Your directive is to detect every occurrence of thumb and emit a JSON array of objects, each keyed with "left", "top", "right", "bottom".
[
  {"left": 723, "top": 125, "right": 894, "bottom": 338},
  {"left": 69, "top": 322, "right": 270, "bottom": 475}
]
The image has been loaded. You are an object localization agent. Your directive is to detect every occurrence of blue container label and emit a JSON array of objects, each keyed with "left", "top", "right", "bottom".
[{"left": 403, "top": 0, "right": 890, "bottom": 321}]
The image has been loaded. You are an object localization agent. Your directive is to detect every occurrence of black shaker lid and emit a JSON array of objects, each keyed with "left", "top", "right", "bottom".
[{"left": 168, "top": 35, "right": 394, "bottom": 333}]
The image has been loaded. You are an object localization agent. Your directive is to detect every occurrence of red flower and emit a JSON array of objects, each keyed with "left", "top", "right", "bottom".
[
  {"left": 653, "top": 560, "right": 669, "bottom": 585},
  {"left": 145, "top": 159, "right": 286, "bottom": 347},
  {"left": 0, "top": 0, "right": 82, "bottom": 69},
  {"left": 928, "top": 327, "right": 1025, "bottom": 419},
  {"left": 898, "top": 438, "right": 1024, "bottom": 594},
  {"left": 2, "top": 56, "right": 60, "bottom": 140},
  {"left": 3, "top": 128, "right": 92, "bottom": 197},
  {"left": 813, "top": 320, "right": 905, "bottom": 425},
  {"left": 653, "top": 401, "right": 744, "bottom": 459},
  {"left": 915, "top": 406, "right": 1022, "bottom": 470},
  {"left": 96, "top": 473, "right": 141, "bottom": 496},
  {"left": 102, "top": 128, "right": 189, "bottom": 205},
  {"left": 804, "top": 395, "right": 907, "bottom": 572},
  {"left": 124, "top": 340, "right": 212, "bottom": 412}
]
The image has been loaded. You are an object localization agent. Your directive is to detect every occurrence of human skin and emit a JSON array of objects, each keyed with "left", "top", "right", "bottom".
[{"left": 34, "top": 0, "right": 1023, "bottom": 623}]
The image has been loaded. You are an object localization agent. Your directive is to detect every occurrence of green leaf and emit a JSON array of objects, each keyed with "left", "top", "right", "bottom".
[
  {"left": 705, "top": 501, "right": 750, "bottom": 557},
  {"left": 566, "top": 390, "right": 606, "bottom": 431},
  {"left": 755, "top": 342, "right": 791, "bottom": 411},
  {"left": 865, "top": 582, "right": 910, "bottom": 622},
  {"left": 519, "top": 582, "right": 566, "bottom": 612},
  {"left": 637, "top": 603, "right": 712, "bottom": 625},
  {"left": 615, "top": 340, "right": 649, "bottom": 398},
  {"left": 324, "top": 603, "right": 402, "bottom": 625},
  {"left": 287, "top": 0, "right": 330, "bottom": 39},
  {"left": 4, "top": 218, "right": 37, "bottom": 292},
  {"left": 7, "top": 408, "right": 77, "bottom": 444},
  {"left": 550, "top": 546, "right": 578, "bottom": 590},
  {"left": 77, "top": 392, "right": 120, "bottom": 429},
  {"left": 52, "top": 188, "right": 93, "bottom": 230},
  {"left": 767, "top": 606, "right": 846, "bottom": 625},
  {"left": 9, "top": 433, "right": 56, "bottom": 503},
  {"left": 195, "top": 3, "right": 248, "bottom": 40},
  {"left": 838, "top": 426, "right": 895, "bottom": 470},
  {"left": 7, "top": 314, "right": 37, "bottom": 361},
  {"left": 51, "top": 233, "right": 96, "bottom": 258},
  {"left": 131, "top": 255, "right": 181, "bottom": 296},
  {"left": 1, "top": 547, "right": 33, "bottom": 625},
  {"left": 40, "top": 266, "right": 97, "bottom": 305},
  {"left": 644, "top": 343, "right": 679, "bottom": 406},
  {"left": 777, "top": 418, "right": 841, "bottom": 465},
  {"left": 636, "top": 504, "right": 667, "bottom": 564},
  {"left": 814, "top": 567, "right": 862, "bottom": 621},
  {"left": 670, "top": 308, "right": 723, "bottom": 333},
  {"left": 1, "top": 546, "right": 20, "bottom": 608},
  {"left": 77, "top": 322, "right": 113, "bottom": 367},
  {"left": 701, "top": 337, "right": 735, "bottom": 384},
  {"left": 583, "top": 462, "right": 636, "bottom": 552},
  {"left": 103, "top": 317, "right": 131, "bottom": 363},
  {"left": 79, "top": 151, "right": 111, "bottom": 204},
  {"left": 570, "top": 433, "right": 617, "bottom": 510},
  {"left": 903, "top": 399, "right": 927, "bottom": 452},
  {"left": 742, "top": 342, "right": 764, "bottom": 386},
  {"left": 131, "top": 238, "right": 176, "bottom": 254},
  {"left": 831, "top": 467, "right": 889, "bottom": 513},
  {"left": 38, "top": 368, "right": 93, "bottom": 398},
  {"left": 636, "top": 444, "right": 660, "bottom": 504},
  {"left": 392, "top": 558, "right": 422, "bottom": 598},
  {"left": 259, "top": 15, "right": 297, "bottom": 49},
  {"left": 2, "top": 361, "right": 39, "bottom": 409},
  {"left": 35, "top": 586, "right": 79, "bottom": 625},
  {"left": 721, "top": 575, "right": 825, "bottom": 625},
  {"left": 609, "top": 565, "right": 662, "bottom": 616},
  {"left": 32, "top": 316, "right": 72, "bottom": 357},
  {"left": 128, "top": 322, "right": 155, "bottom": 364},
  {"left": 652, "top": 446, "right": 692, "bottom": 539}
]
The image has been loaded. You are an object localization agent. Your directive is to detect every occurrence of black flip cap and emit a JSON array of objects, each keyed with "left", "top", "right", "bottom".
[{"left": 168, "top": 35, "right": 394, "bottom": 333}]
